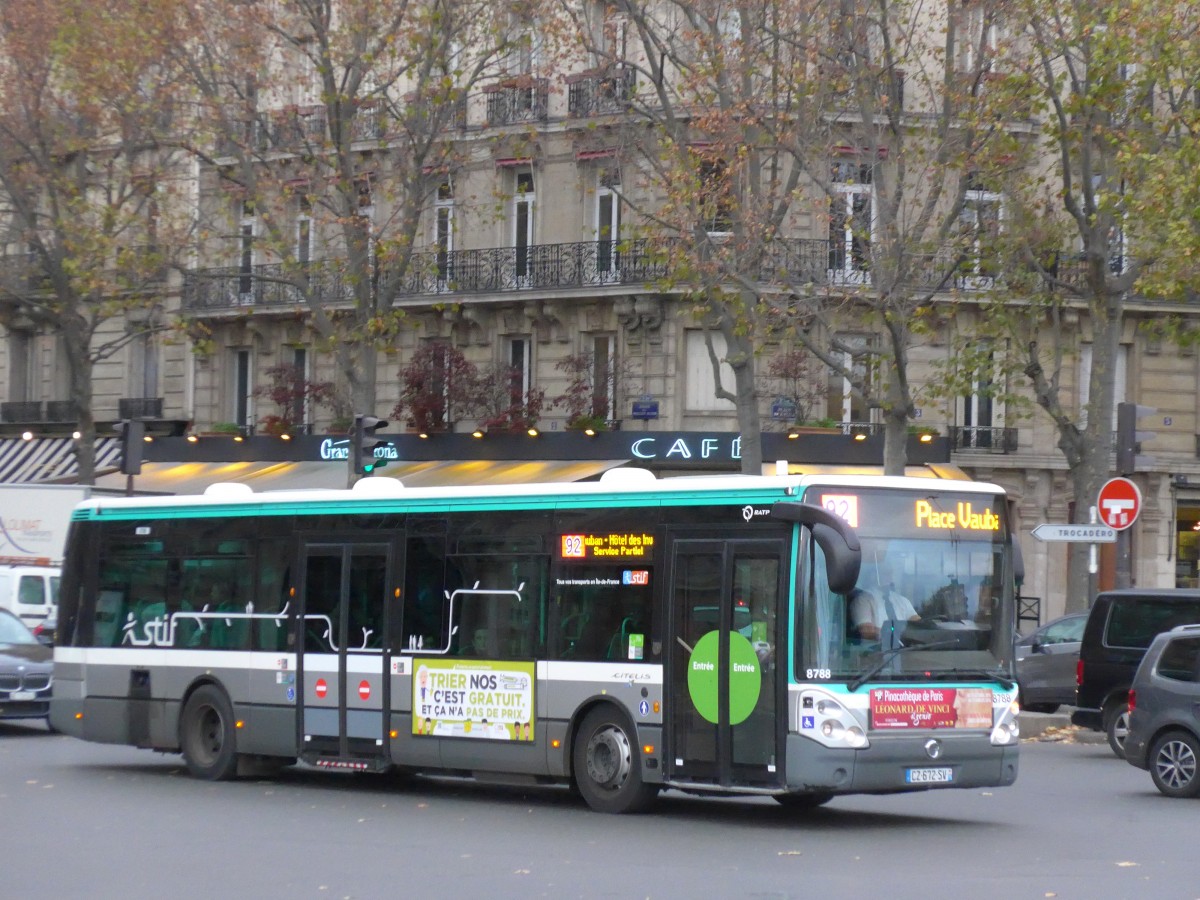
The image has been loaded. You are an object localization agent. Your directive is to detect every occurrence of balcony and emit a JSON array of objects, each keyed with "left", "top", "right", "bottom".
[
  {"left": 485, "top": 79, "right": 548, "bottom": 125},
  {"left": 0, "top": 401, "right": 45, "bottom": 423},
  {"left": 183, "top": 241, "right": 672, "bottom": 312},
  {"left": 118, "top": 398, "right": 164, "bottom": 419},
  {"left": 950, "top": 425, "right": 1018, "bottom": 453},
  {"left": 45, "top": 401, "right": 78, "bottom": 422},
  {"left": 568, "top": 67, "right": 636, "bottom": 117},
  {"left": 182, "top": 260, "right": 356, "bottom": 312},
  {"left": 182, "top": 236, "right": 1153, "bottom": 313}
]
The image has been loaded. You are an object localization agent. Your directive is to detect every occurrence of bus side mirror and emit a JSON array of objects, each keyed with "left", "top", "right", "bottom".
[
  {"left": 771, "top": 502, "right": 861, "bottom": 594},
  {"left": 1012, "top": 536, "right": 1025, "bottom": 589}
]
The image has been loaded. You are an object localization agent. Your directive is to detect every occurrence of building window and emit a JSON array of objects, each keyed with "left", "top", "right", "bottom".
[
  {"left": 685, "top": 330, "right": 736, "bottom": 412},
  {"left": 829, "top": 161, "right": 873, "bottom": 284},
  {"left": 296, "top": 196, "right": 312, "bottom": 266},
  {"left": 129, "top": 330, "right": 159, "bottom": 401},
  {"left": 508, "top": 336, "right": 532, "bottom": 407},
  {"left": 292, "top": 347, "right": 309, "bottom": 429},
  {"left": 513, "top": 171, "right": 535, "bottom": 285},
  {"left": 233, "top": 349, "right": 253, "bottom": 429},
  {"left": 960, "top": 174, "right": 1002, "bottom": 287},
  {"left": 959, "top": 344, "right": 998, "bottom": 448},
  {"left": 698, "top": 158, "right": 733, "bottom": 237},
  {"left": 596, "top": 168, "right": 621, "bottom": 280},
  {"left": 7, "top": 331, "right": 33, "bottom": 402},
  {"left": 956, "top": 4, "right": 1001, "bottom": 74},
  {"left": 828, "top": 333, "right": 871, "bottom": 424},
  {"left": 238, "top": 200, "right": 255, "bottom": 301},
  {"left": 435, "top": 180, "right": 454, "bottom": 283},
  {"left": 592, "top": 334, "right": 616, "bottom": 420}
]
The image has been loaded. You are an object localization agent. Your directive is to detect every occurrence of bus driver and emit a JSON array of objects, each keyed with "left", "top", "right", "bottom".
[{"left": 851, "top": 560, "right": 920, "bottom": 642}]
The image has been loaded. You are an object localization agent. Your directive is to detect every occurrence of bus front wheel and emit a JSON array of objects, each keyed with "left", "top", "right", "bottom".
[
  {"left": 180, "top": 684, "right": 239, "bottom": 780},
  {"left": 573, "top": 708, "right": 658, "bottom": 814}
]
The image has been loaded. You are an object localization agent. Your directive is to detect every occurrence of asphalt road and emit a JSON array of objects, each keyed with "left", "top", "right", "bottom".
[{"left": 0, "top": 720, "right": 1194, "bottom": 900}]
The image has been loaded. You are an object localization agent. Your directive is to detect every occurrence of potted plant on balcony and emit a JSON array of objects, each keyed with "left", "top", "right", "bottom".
[
  {"left": 392, "top": 342, "right": 477, "bottom": 433},
  {"left": 765, "top": 348, "right": 835, "bottom": 431},
  {"left": 471, "top": 362, "right": 548, "bottom": 434},
  {"left": 553, "top": 350, "right": 621, "bottom": 432},
  {"left": 253, "top": 363, "right": 335, "bottom": 437}
]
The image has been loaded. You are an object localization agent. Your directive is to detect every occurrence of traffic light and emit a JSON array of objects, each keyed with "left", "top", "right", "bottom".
[
  {"left": 114, "top": 419, "right": 145, "bottom": 476},
  {"left": 351, "top": 414, "right": 390, "bottom": 476},
  {"left": 1116, "top": 402, "right": 1157, "bottom": 476}
]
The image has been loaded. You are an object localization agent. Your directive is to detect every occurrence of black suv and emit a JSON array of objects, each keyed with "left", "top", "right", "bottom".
[
  {"left": 1125, "top": 625, "right": 1200, "bottom": 797},
  {"left": 1072, "top": 589, "right": 1200, "bottom": 757}
]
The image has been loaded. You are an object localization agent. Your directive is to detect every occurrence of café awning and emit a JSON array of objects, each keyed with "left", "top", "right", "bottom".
[{"left": 91, "top": 458, "right": 631, "bottom": 495}]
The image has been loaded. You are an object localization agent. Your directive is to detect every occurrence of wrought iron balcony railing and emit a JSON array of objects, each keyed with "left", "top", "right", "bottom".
[
  {"left": 118, "top": 397, "right": 164, "bottom": 419},
  {"left": 182, "top": 240, "right": 671, "bottom": 312},
  {"left": 0, "top": 401, "right": 45, "bottom": 423},
  {"left": 485, "top": 79, "right": 549, "bottom": 125},
  {"left": 568, "top": 67, "right": 637, "bottom": 117},
  {"left": 950, "top": 425, "right": 1018, "bottom": 453},
  {"left": 181, "top": 236, "right": 1154, "bottom": 314}
]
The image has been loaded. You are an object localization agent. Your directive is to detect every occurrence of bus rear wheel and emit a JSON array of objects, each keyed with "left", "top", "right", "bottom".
[
  {"left": 180, "top": 685, "right": 239, "bottom": 780},
  {"left": 573, "top": 708, "right": 658, "bottom": 814}
]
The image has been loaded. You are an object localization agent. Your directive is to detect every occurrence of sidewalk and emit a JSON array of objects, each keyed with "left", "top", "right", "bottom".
[{"left": 1019, "top": 707, "right": 1107, "bottom": 743}]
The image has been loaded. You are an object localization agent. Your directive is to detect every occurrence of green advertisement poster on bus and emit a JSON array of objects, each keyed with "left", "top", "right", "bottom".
[{"left": 413, "top": 659, "right": 535, "bottom": 741}]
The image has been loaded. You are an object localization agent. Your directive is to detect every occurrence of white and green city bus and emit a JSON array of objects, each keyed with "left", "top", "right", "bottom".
[{"left": 51, "top": 468, "right": 1021, "bottom": 813}]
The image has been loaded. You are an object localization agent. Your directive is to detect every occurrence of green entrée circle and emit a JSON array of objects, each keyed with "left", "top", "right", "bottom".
[{"left": 686, "top": 630, "right": 762, "bottom": 725}]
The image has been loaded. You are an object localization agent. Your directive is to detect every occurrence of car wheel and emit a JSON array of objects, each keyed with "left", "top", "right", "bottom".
[
  {"left": 179, "top": 684, "right": 239, "bottom": 780},
  {"left": 572, "top": 707, "right": 658, "bottom": 814},
  {"left": 1106, "top": 701, "right": 1131, "bottom": 758},
  {"left": 1149, "top": 730, "right": 1200, "bottom": 799},
  {"left": 774, "top": 792, "right": 834, "bottom": 810}
]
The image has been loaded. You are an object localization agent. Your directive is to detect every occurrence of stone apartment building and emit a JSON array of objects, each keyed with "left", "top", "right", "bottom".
[{"left": 2, "top": 0, "right": 1200, "bottom": 623}]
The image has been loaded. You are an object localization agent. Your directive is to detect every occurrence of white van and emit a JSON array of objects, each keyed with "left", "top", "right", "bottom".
[{"left": 0, "top": 565, "right": 60, "bottom": 628}]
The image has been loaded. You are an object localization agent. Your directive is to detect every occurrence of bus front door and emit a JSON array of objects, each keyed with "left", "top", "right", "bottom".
[
  {"left": 666, "top": 538, "right": 785, "bottom": 789},
  {"left": 298, "top": 542, "right": 391, "bottom": 769}
]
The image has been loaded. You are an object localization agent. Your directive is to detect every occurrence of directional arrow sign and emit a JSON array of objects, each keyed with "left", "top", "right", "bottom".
[{"left": 1031, "top": 523, "right": 1118, "bottom": 543}]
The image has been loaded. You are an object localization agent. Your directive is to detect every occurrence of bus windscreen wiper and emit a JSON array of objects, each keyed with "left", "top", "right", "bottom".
[{"left": 847, "top": 639, "right": 958, "bottom": 692}]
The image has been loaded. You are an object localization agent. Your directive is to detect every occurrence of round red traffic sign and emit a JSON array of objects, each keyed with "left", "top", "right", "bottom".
[
  {"left": 314, "top": 678, "right": 327, "bottom": 699},
  {"left": 358, "top": 680, "right": 371, "bottom": 701},
  {"left": 1097, "top": 477, "right": 1141, "bottom": 531}
]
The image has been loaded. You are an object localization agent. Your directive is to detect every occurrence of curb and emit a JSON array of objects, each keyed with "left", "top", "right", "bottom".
[{"left": 1019, "top": 709, "right": 1108, "bottom": 743}]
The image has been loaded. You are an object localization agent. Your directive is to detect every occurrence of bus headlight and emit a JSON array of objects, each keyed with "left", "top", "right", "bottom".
[{"left": 801, "top": 691, "right": 870, "bottom": 750}]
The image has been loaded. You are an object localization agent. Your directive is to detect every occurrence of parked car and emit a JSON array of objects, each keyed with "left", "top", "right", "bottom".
[
  {"left": 1015, "top": 612, "right": 1087, "bottom": 713},
  {"left": 32, "top": 612, "right": 57, "bottom": 648},
  {"left": 0, "top": 607, "right": 53, "bottom": 725},
  {"left": 1072, "top": 589, "right": 1200, "bottom": 757},
  {"left": 1125, "top": 625, "right": 1200, "bottom": 797}
]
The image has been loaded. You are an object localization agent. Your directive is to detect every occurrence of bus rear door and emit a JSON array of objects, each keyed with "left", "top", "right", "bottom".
[
  {"left": 666, "top": 536, "right": 786, "bottom": 790},
  {"left": 298, "top": 542, "right": 391, "bottom": 769}
]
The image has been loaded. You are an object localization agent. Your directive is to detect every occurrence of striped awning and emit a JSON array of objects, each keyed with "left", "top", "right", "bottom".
[{"left": 0, "top": 437, "right": 121, "bottom": 484}]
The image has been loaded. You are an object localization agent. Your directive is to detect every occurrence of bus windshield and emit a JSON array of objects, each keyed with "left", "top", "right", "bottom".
[{"left": 799, "top": 487, "right": 1013, "bottom": 684}]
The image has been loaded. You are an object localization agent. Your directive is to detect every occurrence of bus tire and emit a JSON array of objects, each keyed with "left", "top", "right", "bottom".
[
  {"left": 572, "top": 707, "right": 658, "bottom": 814},
  {"left": 179, "top": 684, "right": 239, "bottom": 781}
]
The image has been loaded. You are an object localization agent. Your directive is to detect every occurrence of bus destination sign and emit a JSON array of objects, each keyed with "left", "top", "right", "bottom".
[
  {"left": 560, "top": 532, "right": 655, "bottom": 559},
  {"left": 816, "top": 492, "right": 1002, "bottom": 535}
]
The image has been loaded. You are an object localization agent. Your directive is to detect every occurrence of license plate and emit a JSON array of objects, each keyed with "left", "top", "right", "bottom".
[
  {"left": 906, "top": 767, "right": 953, "bottom": 784},
  {"left": 10, "top": 690, "right": 36, "bottom": 701}
]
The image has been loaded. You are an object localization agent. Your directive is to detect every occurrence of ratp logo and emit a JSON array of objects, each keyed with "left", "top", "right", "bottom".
[{"left": 742, "top": 505, "right": 771, "bottom": 522}]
